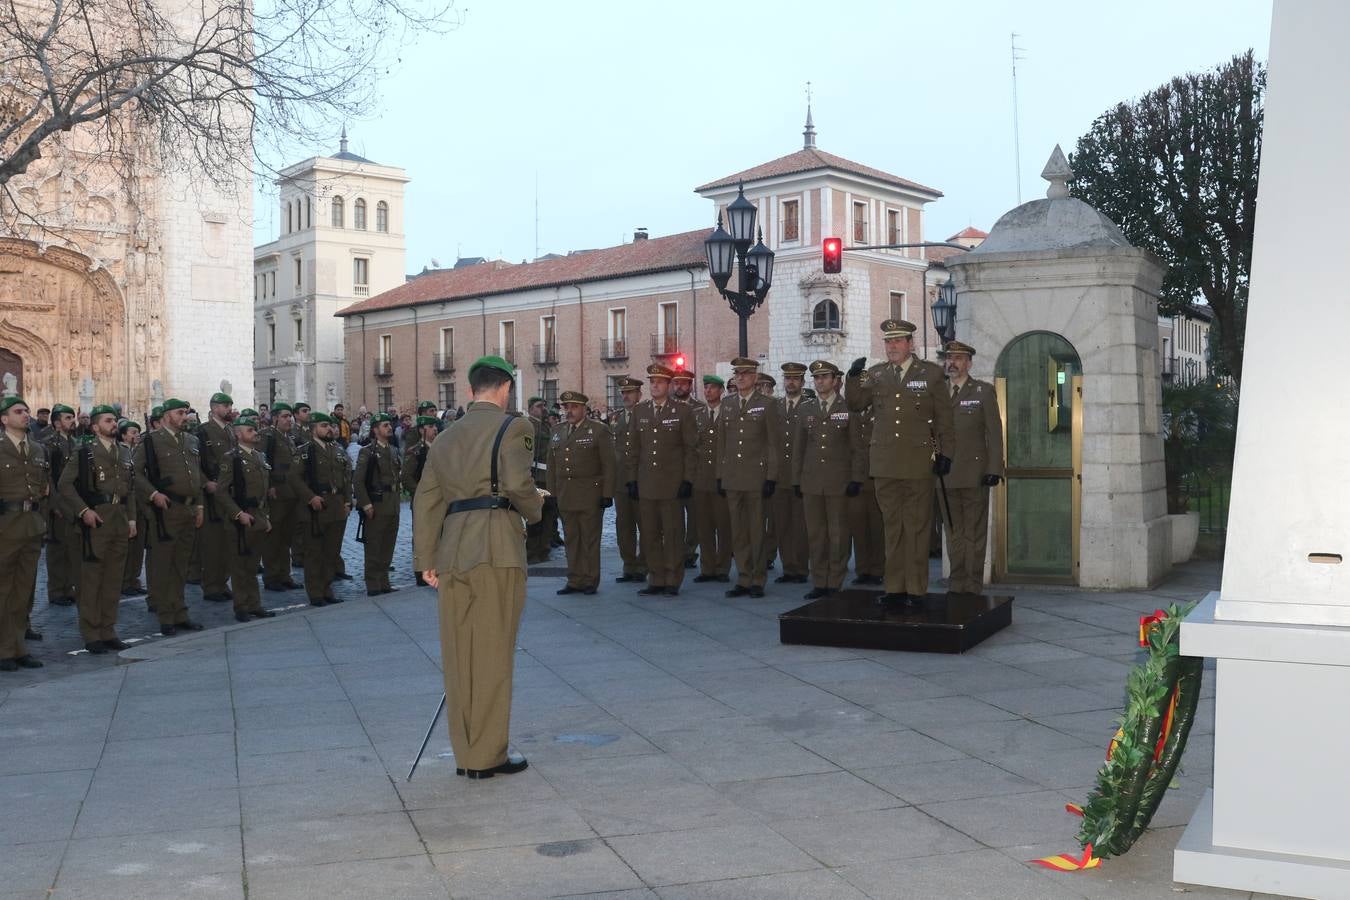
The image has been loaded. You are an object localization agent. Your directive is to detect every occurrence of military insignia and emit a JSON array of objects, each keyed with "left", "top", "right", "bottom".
[{"left": 524, "top": 435, "right": 533, "bottom": 452}]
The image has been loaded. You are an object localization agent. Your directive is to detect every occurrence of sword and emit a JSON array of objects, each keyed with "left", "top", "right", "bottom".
[{"left": 407, "top": 692, "right": 446, "bottom": 781}]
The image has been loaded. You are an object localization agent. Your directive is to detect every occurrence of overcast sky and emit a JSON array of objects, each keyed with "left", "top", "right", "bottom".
[{"left": 252, "top": 0, "right": 1272, "bottom": 271}]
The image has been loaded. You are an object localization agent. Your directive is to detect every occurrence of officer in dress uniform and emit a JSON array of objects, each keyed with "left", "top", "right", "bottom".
[
  {"left": 848, "top": 406, "right": 885, "bottom": 586},
  {"left": 773, "top": 362, "right": 810, "bottom": 584},
  {"left": 623, "top": 364, "right": 696, "bottom": 597},
  {"left": 691, "top": 375, "right": 732, "bottom": 583},
  {"left": 525, "top": 397, "right": 556, "bottom": 564},
  {"left": 846, "top": 319, "right": 955, "bottom": 604},
  {"left": 118, "top": 420, "right": 148, "bottom": 598},
  {"left": 259, "top": 403, "right": 302, "bottom": 591},
  {"left": 58, "top": 405, "right": 137, "bottom": 653},
  {"left": 671, "top": 368, "right": 702, "bottom": 569},
  {"left": 0, "top": 397, "right": 48, "bottom": 671},
  {"left": 198, "top": 392, "right": 237, "bottom": 604},
  {"left": 793, "top": 361, "right": 865, "bottom": 599},
  {"left": 718, "top": 357, "right": 780, "bottom": 598},
  {"left": 132, "top": 398, "right": 206, "bottom": 635},
  {"left": 41, "top": 403, "right": 80, "bottom": 606},
  {"left": 412, "top": 355, "right": 543, "bottom": 779},
  {"left": 402, "top": 415, "right": 441, "bottom": 586},
  {"left": 289, "top": 412, "right": 351, "bottom": 607},
  {"left": 611, "top": 377, "right": 647, "bottom": 583},
  {"left": 217, "top": 416, "right": 277, "bottom": 622},
  {"left": 289, "top": 401, "right": 312, "bottom": 569},
  {"left": 940, "top": 341, "right": 1005, "bottom": 595},
  {"left": 547, "top": 391, "right": 615, "bottom": 595},
  {"left": 355, "top": 412, "right": 402, "bottom": 596}
]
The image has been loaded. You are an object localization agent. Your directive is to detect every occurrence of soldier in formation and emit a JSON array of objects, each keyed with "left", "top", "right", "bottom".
[
  {"left": 0, "top": 397, "right": 47, "bottom": 671},
  {"left": 355, "top": 412, "right": 402, "bottom": 596},
  {"left": 690, "top": 375, "right": 731, "bottom": 583},
  {"left": 291, "top": 412, "right": 351, "bottom": 607},
  {"left": 939, "top": 341, "right": 1005, "bottom": 595},
  {"left": 402, "top": 413, "right": 441, "bottom": 586},
  {"left": 670, "top": 368, "right": 702, "bottom": 569},
  {"left": 773, "top": 362, "right": 810, "bottom": 585},
  {"left": 610, "top": 378, "right": 646, "bottom": 583},
  {"left": 42, "top": 403, "right": 80, "bottom": 607},
  {"left": 198, "top": 391, "right": 237, "bottom": 604},
  {"left": 260, "top": 402, "right": 303, "bottom": 592},
  {"left": 525, "top": 396, "right": 557, "bottom": 564},
  {"left": 216, "top": 415, "right": 277, "bottom": 622},
  {"left": 624, "top": 364, "right": 696, "bottom": 596},
  {"left": 718, "top": 358, "right": 779, "bottom": 598},
  {"left": 546, "top": 391, "right": 614, "bottom": 595}
]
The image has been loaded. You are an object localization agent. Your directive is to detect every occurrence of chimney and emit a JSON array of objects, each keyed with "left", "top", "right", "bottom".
[{"left": 634, "top": 228, "right": 649, "bottom": 241}]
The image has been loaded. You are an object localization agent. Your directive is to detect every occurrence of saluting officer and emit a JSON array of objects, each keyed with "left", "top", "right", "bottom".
[
  {"left": 259, "top": 402, "right": 302, "bottom": 591},
  {"left": 132, "top": 398, "right": 206, "bottom": 635},
  {"left": 848, "top": 406, "right": 885, "bottom": 586},
  {"left": 0, "top": 397, "right": 48, "bottom": 671},
  {"left": 355, "top": 412, "right": 402, "bottom": 596},
  {"left": 216, "top": 416, "right": 277, "bottom": 622},
  {"left": 611, "top": 378, "right": 647, "bottom": 583},
  {"left": 624, "top": 364, "right": 696, "bottom": 597},
  {"left": 718, "top": 357, "right": 780, "bottom": 598},
  {"left": 198, "top": 392, "right": 237, "bottom": 604},
  {"left": 547, "top": 391, "right": 615, "bottom": 595},
  {"left": 58, "top": 405, "right": 137, "bottom": 654},
  {"left": 413, "top": 355, "right": 543, "bottom": 779},
  {"left": 402, "top": 414, "right": 441, "bottom": 586},
  {"left": 671, "top": 368, "right": 702, "bottom": 570},
  {"left": 940, "top": 341, "right": 1004, "bottom": 595},
  {"left": 691, "top": 375, "right": 732, "bottom": 583},
  {"left": 793, "top": 361, "right": 865, "bottom": 599},
  {"left": 846, "top": 319, "right": 955, "bottom": 604},
  {"left": 41, "top": 403, "right": 80, "bottom": 607},
  {"left": 773, "top": 362, "right": 810, "bottom": 584},
  {"left": 289, "top": 412, "right": 351, "bottom": 607}
]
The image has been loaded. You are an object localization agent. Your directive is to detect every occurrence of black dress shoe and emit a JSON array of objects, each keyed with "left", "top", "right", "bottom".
[
  {"left": 457, "top": 757, "right": 529, "bottom": 779},
  {"left": 309, "top": 598, "right": 328, "bottom": 607},
  {"left": 186, "top": 578, "right": 202, "bottom": 586},
  {"left": 121, "top": 586, "right": 146, "bottom": 597},
  {"left": 663, "top": 587, "right": 679, "bottom": 597},
  {"left": 615, "top": 573, "right": 646, "bottom": 583},
  {"left": 0, "top": 659, "right": 17, "bottom": 672},
  {"left": 366, "top": 589, "right": 382, "bottom": 598},
  {"left": 692, "top": 574, "right": 715, "bottom": 583},
  {"left": 582, "top": 588, "right": 598, "bottom": 595},
  {"left": 49, "top": 596, "right": 74, "bottom": 607},
  {"left": 748, "top": 586, "right": 765, "bottom": 598},
  {"left": 803, "top": 587, "right": 833, "bottom": 600},
  {"left": 715, "top": 574, "right": 731, "bottom": 582},
  {"left": 15, "top": 655, "right": 43, "bottom": 669},
  {"left": 282, "top": 580, "right": 302, "bottom": 590},
  {"left": 333, "top": 572, "right": 354, "bottom": 581},
  {"left": 234, "top": 611, "right": 251, "bottom": 623},
  {"left": 773, "top": 574, "right": 793, "bottom": 584},
  {"left": 177, "top": 620, "right": 205, "bottom": 631},
  {"left": 85, "top": 642, "right": 108, "bottom": 655},
  {"left": 103, "top": 639, "right": 130, "bottom": 650},
  {"left": 327, "top": 595, "right": 343, "bottom": 603},
  {"left": 159, "top": 624, "right": 177, "bottom": 636},
  {"left": 250, "top": 609, "right": 277, "bottom": 619},
  {"left": 203, "top": 593, "right": 229, "bottom": 603},
  {"left": 25, "top": 629, "right": 42, "bottom": 641},
  {"left": 263, "top": 582, "right": 289, "bottom": 592},
  {"left": 556, "top": 586, "right": 580, "bottom": 595},
  {"left": 725, "top": 585, "right": 749, "bottom": 597},
  {"left": 637, "top": 586, "right": 664, "bottom": 596},
  {"left": 381, "top": 587, "right": 399, "bottom": 595}
]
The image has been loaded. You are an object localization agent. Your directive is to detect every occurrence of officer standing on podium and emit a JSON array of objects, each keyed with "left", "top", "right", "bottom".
[{"left": 939, "top": 340, "right": 1004, "bottom": 595}]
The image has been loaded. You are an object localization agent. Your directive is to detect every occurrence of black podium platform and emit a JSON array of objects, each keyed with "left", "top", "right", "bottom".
[{"left": 778, "top": 590, "right": 1013, "bottom": 654}]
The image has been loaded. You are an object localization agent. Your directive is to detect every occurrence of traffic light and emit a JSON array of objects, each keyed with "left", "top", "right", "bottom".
[
  {"left": 822, "top": 237, "right": 842, "bottom": 273},
  {"left": 674, "top": 354, "right": 686, "bottom": 369}
]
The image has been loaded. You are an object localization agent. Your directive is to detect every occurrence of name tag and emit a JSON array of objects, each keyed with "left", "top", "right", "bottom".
[
  {"left": 661, "top": 417, "right": 680, "bottom": 426},
  {"left": 907, "top": 381, "right": 928, "bottom": 390},
  {"left": 830, "top": 411, "right": 850, "bottom": 421},
  {"left": 960, "top": 399, "right": 982, "bottom": 407},
  {"left": 747, "top": 407, "right": 763, "bottom": 416}
]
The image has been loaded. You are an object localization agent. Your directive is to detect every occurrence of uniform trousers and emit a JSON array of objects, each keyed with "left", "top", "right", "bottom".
[
  {"left": 76, "top": 505, "right": 130, "bottom": 643},
  {"left": 944, "top": 486, "right": 991, "bottom": 594},
  {"left": 45, "top": 517, "right": 81, "bottom": 601},
  {"left": 638, "top": 497, "right": 685, "bottom": 589},
  {"left": 614, "top": 492, "right": 646, "bottom": 576},
  {"left": 289, "top": 513, "right": 306, "bottom": 568},
  {"left": 263, "top": 498, "right": 298, "bottom": 583},
  {"left": 302, "top": 514, "right": 347, "bottom": 601},
  {"left": 560, "top": 504, "right": 602, "bottom": 589},
  {"left": 148, "top": 502, "right": 197, "bottom": 626},
  {"left": 438, "top": 564, "right": 525, "bottom": 771},
  {"left": 525, "top": 491, "right": 557, "bottom": 563},
  {"left": 122, "top": 511, "right": 146, "bottom": 590},
  {"left": 230, "top": 526, "right": 265, "bottom": 614},
  {"left": 875, "top": 476, "right": 936, "bottom": 595},
  {"left": 849, "top": 481, "right": 884, "bottom": 579},
  {"left": 200, "top": 497, "right": 231, "bottom": 595},
  {"left": 693, "top": 490, "right": 732, "bottom": 577},
  {"left": 0, "top": 534, "right": 41, "bottom": 659},
  {"left": 361, "top": 499, "right": 399, "bottom": 592},
  {"left": 725, "top": 490, "right": 768, "bottom": 588},
  {"left": 187, "top": 526, "right": 202, "bottom": 582},
  {"left": 772, "top": 489, "right": 809, "bottom": 578},
  {"left": 803, "top": 493, "right": 850, "bottom": 590},
  {"left": 682, "top": 495, "right": 699, "bottom": 565}
]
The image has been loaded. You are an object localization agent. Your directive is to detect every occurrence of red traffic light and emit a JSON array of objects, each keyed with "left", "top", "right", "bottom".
[
  {"left": 674, "top": 355, "right": 686, "bottom": 369},
  {"left": 822, "top": 237, "right": 842, "bottom": 273}
]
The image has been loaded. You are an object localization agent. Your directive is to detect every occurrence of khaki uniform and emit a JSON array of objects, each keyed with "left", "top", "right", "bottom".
[
  {"left": 772, "top": 396, "right": 810, "bottom": 580},
  {"left": 793, "top": 395, "right": 865, "bottom": 591},
  {"left": 0, "top": 436, "right": 49, "bottom": 660},
  {"left": 944, "top": 378, "right": 1004, "bottom": 594},
  {"left": 624, "top": 400, "right": 696, "bottom": 590},
  {"left": 198, "top": 419, "right": 237, "bottom": 597},
  {"left": 678, "top": 396, "right": 705, "bottom": 567},
  {"left": 290, "top": 420, "right": 313, "bottom": 567},
  {"left": 525, "top": 415, "right": 557, "bottom": 564},
  {"left": 259, "top": 426, "right": 300, "bottom": 586},
  {"left": 58, "top": 438, "right": 136, "bottom": 643},
  {"left": 611, "top": 409, "right": 645, "bottom": 577},
  {"left": 41, "top": 430, "right": 80, "bottom": 603},
  {"left": 848, "top": 408, "right": 885, "bottom": 583},
  {"left": 133, "top": 427, "right": 204, "bottom": 627},
  {"left": 216, "top": 447, "right": 271, "bottom": 615},
  {"left": 355, "top": 441, "right": 401, "bottom": 592},
  {"left": 288, "top": 438, "right": 352, "bottom": 602},
  {"left": 546, "top": 419, "right": 615, "bottom": 590},
  {"left": 847, "top": 356, "right": 955, "bottom": 595},
  {"left": 716, "top": 390, "right": 780, "bottom": 589},
  {"left": 691, "top": 403, "right": 731, "bottom": 578},
  {"left": 412, "top": 400, "right": 543, "bottom": 772}
]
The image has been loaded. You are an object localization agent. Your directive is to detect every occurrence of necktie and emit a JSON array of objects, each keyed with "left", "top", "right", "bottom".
[{"left": 952, "top": 383, "right": 959, "bottom": 400}]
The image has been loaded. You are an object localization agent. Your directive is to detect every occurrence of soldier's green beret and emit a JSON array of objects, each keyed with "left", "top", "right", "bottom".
[
  {"left": 150, "top": 405, "right": 165, "bottom": 419},
  {"left": 162, "top": 398, "right": 190, "bottom": 412},
  {"left": 233, "top": 417, "right": 258, "bottom": 429},
  {"left": 468, "top": 355, "right": 515, "bottom": 379},
  {"left": 527, "top": 396, "right": 544, "bottom": 406},
  {"left": 0, "top": 395, "right": 27, "bottom": 415},
  {"left": 293, "top": 401, "right": 311, "bottom": 412},
  {"left": 210, "top": 392, "right": 233, "bottom": 406},
  {"left": 118, "top": 420, "right": 141, "bottom": 434},
  {"left": 702, "top": 374, "right": 724, "bottom": 387},
  {"left": 239, "top": 408, "right": 258, "bottom": 418},
  {"left": 89, "top": 404, "right": 118, "bottom": 418},
  {"left": 417, "top": 400, "right": 436, "bottom": 411},
  {"left": 370, "top": 413, "right": 393, "bottom": 425},
  {"left": 416, "top": 415, "right": 439, "bottom": 427},
  {"left": 270, "top": 402, "right": 292, "bottom": 413},
  {"left": 309, "top": 412, "right": 334, "bottom": 425},
  {"left": 51, "top": 403, "right": 75, "bottom": 416}
]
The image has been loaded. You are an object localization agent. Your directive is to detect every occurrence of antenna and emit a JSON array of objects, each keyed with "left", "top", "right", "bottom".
[{"left": 1010, "top": 33, "right": 1027, "bottom": 205}]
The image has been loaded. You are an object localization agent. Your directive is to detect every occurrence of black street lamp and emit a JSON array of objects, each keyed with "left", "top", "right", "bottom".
[
  {"left": 704, "top": 183, "right": 774, "bottom": 357},
  {"left": 931, "top": 274, "right": 958, "bottom": 344}
]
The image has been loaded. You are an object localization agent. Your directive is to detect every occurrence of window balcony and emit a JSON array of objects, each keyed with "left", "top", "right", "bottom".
[
  {"left": 373, "top": 359, "right": 393, "bottom": 378},
  {"left": 650, "top": 332, "right": 681, "bottom": 358},
  {"left": 432, "top": 352, "right": 454, "bottom": 374},
  {"left": 354, "top": 284, "right": 369, "bottom": 296},
  {"left": 492, "top": 345, "right": 516, "bottom": 366},
  {"left": 600, "top": 338, "right": 628, "bottom": 361},
  {"left": 533, "top": 343, "right": 558, "bottom": 367}
]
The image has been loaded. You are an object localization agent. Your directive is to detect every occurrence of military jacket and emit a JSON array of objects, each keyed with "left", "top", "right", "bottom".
[
  {"left": 217, "top": 447, "right": 272, "bottom": 532},
  {"left": 401, "top": 441, "right": 430, "bottom": 495},
  {"left": 691, "top": 404, "right": 724, "bottom": 492},
  {"left": 288, "top": 438, "right": 353, "bottom": 523},
  {"left": 133, "top": 427, "right": 204, "bottom": 507},
  {"left": 41, "top": 430, "right": 76, "bottom": 518},
  {"left": 776, "top": 395, "right": 808, "bottom": 487},
  {"left": 0, "top": 434, "right": 50, "bottom": 541},
  {"left": 792, "top": 394, "right": 865, "bottom": 495},
  {"left": 624, "top": 399, "right": 697, "bottom": 500},
  {"left": 846, "top": 356, "right": 955, "bottom": 480},
  {"left": 546, "top": 419, "right": 615, "bottom": 511},
  {"left": 947, "top": 378, "right": 1005, "bottom": 489},
  {"left": 294, "top": 422, "right": 313, "bottom": 447},
  {"left": 259, "top": 426, "right": 299, "bottom": 499},
  {"left": 528, "top": 415, "right": 550, "bottom": 487},
  {"left": 199, "top": 419, "right": 236, "bottom": 483},
  {"left": 355, "top": 442, "right": 401, "bottom": 509},
  {"left": 612, "top": 407, "right": 636, "bottom": 475},
  {"left": 716, "top": 390, "right": 781, "bottom": 491},
  {"left": 58, "top": 437, "right": 137, "bottom": 521}
]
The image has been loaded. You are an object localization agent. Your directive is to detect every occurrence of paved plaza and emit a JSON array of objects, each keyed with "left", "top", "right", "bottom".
[{"left": 1, "top": 506, "right": 1282, "bottom": 899}]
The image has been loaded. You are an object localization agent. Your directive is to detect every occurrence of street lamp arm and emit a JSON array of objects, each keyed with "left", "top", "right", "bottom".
[{"left": 840, "top": 241, "right": 974, "bottom": 254}]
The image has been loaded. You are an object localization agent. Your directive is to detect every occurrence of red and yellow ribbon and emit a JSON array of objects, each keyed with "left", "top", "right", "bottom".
[{"left": 1031, "top": 843, "right": 1101, "bottom": 871}]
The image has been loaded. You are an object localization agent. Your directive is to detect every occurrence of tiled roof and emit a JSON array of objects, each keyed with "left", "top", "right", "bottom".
[
  {"left": 948, "top": 226, "right": 989, "bottom": 240},
  {"left": 695, "top": 148, "right": 941, "bottom": 197},
  {"left": 337, "top": 229, "right": 711, "bottom": 316}
]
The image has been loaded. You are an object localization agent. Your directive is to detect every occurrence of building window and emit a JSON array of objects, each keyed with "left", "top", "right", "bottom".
[
  {"left": 376, "top": 201, "right": 388, "bottom": 233},
  {"left": 540, "top": 379, "right": 558, "bottom": 408},
  {"left": 353, "top": 257, "right": 369, "bottom": 296},
  {"left": 852, "top": 201, "right": 867, "bottom": 244},
  {"left": 377, "top": 387, "right": 393, "bottom": 410},
  {"left": 268, "top": 272, "right": 275, "bottom": 297},
  {"left": 439, "top": 327, "right": 453, "bottom": 361},
  {"left": 293, "top": 258, "right": 302, "bottom": 289},
  {"left": 331, "top": 196, "right": 344, "bottom": 228},
  {"left": 812, "top": 299, "right": 840, "bottom": 331},
  {"left": 656, "top": 302, "right": 678, "bottom": 355},
  {"left": 607, "top": 375, "right": 626, "bottom": 410},
  {"left": 782, "top": 198, "right": 800, "bottom": 243},
  {"left": 354, "top": 198, "right": 367, "bottom": 230},
  {"left": 498, "top": 320, "right": 515, "bottom": 364},
  {"left": 605, "top": 308, "right": 627, "bottom": 358},
  {"left": 285, "top": 202, "right": 292, "bottom": 234},
  {"left": 539, "top": 315, "right": 556, "bottom": 364},
  {"left": 438, "top": 381, "right": 456, "bottom": 410},
  {"left": 887, "top": 208, "right": 900, "bottom": 245},
  {"left": 306, "top": 197, "right": 312, "bottom": 229},
  {"left": 889, "top": 291, "right": 907, "bottom": 321},
  {"left": 294, "top": 316, "right": 303, "bottom": 344},
  {"left": 267, "top": 322, "right": 276, "bottom": 353}
]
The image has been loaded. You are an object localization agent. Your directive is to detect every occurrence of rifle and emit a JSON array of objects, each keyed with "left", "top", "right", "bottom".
[
  {"left": 45, "top": 437, "right": 67, "bottom": 545},
  {"left": 142, "top": 432, "right": 172, "bottom": 542},
  {"left": 74, "top": 441, "right": 100, "bottom": 562},
  {"left": 201, "top": 436, "right": 223, "bottom": 523},
  {"left": 304, "top": 441, "right": 323, "bottom": 538},
  {"left": 355, "top": 445, "right": 381, "bottom": 544}
]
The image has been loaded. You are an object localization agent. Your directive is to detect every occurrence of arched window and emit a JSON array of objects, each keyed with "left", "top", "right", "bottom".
[
  {"left": 376, "top": 201, "right": 388, "bottom": 232},
  {"left": 812, "top": 298, "right": 840, "bottom": 331},
  {"left": 285, "top": 201, "right": 292, "bottom": 233},
  {"left": 331, "top": 196, "right": 345, "bottom": 228},
  {"left": 305, "top": 197, "right": 312, "bottom": 229},
  {"left": 354, "top": 198, "right": 367, "bottom": 230}
]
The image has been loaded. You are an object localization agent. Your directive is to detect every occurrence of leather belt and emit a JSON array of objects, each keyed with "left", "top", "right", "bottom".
[
  {"left": 446, "top": 496, "right": 515, "bottom": 515},
  {"left": 0, "top": 498, "right": 40, "bottom": 513},
  {"left": 89, "top": 493, "right": 129, "bottom": 506},
  {"left": 163, "top": 491, "right": 193, "bottom": 505}
]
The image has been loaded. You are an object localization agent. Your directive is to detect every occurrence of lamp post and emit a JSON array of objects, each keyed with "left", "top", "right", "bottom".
[
  {"left": 704, "top": 183, "right": 774, "bottom": 358},
  {"left": 930, "top": 274, "right": 958, "bottom": 345}
]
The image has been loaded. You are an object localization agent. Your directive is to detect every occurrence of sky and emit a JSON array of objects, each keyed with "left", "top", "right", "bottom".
[{"left": 252, "top": 0, "right": 1273, "bottom": 271}]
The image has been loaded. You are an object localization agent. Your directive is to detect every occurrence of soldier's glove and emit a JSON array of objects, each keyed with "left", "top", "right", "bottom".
[
  {"left": 677, "top": 481, "right": 693, "bottom": 499},
  {"left": 793, "top": 485, "right": 803, "bottom": 498},
  {"left": 599, "top": 497, "right": 613, "bottom": 509},
  {"left": 845, "top": 481, "right": 862, "bottom": 497},
  {"left": 981, "top": 474, "right": 1002, "bottom": 487},
  {"left": 848, "top": 357, "right": 868, "bottom": 378},
  {"left": 762, "top": 480, "right": 776, "bottom": 499},
  {"left": 716, "top": 479, "right": 726, "bottom": 497},
  {"left": 932, "top": 454, "right": 952, "bottom": 477},
  {"left": 626, "top": 481, "right": 639, "bottom": 500}
]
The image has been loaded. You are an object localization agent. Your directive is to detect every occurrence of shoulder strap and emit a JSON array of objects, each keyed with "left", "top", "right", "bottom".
[{"left": 489, "top": 414, "right": 514, "bottom": 497}]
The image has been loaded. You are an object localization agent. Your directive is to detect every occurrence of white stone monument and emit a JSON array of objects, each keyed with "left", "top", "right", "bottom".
[
  {"left": 78, "top": 376, "right": 95, "bottom": 414},
  {"left": 1, "top": 372, "right": 16, "bottom": 397},
  {"left": 1173, "top": 2, "right": 1350, "bottom": 895}
]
